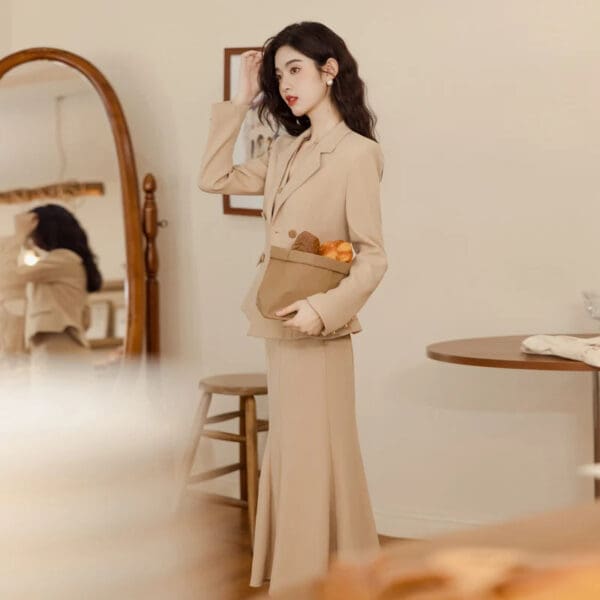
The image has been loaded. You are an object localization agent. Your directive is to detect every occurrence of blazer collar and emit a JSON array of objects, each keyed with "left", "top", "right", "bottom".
[
  {"left": 296, "top": 118, "right": 351, "bottom": 153},
  {"left": 267, "top": 120, "right": 352, "bottom": 223}
]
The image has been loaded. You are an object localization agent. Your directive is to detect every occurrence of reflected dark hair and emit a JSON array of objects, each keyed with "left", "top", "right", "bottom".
[
  {"left": 257, "top": 21, "right": 378, "bottom": 140},
  {"left": 29, "top": 204, "right": 102, "bottom": 293}
]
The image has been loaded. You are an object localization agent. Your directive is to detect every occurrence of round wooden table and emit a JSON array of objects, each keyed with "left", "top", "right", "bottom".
[{"left": 426, "top": 334, "right": 600, "bottom": 499}]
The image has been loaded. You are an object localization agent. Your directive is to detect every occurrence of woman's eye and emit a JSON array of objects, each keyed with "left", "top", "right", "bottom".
[{"left": 276, "top": 67, "right": 299, "bottom": 82}]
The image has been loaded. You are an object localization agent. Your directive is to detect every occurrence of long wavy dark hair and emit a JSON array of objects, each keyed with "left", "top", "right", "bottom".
[
  {"left": 257, "top": 21, "right": 378, "bottom": 141},
  {"left": 29, "top": 204, "right": 102, "bottom": 293}
]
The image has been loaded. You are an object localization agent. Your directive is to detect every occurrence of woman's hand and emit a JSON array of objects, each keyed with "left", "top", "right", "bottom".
[
  {"left": 232, "top": 50, "right": 263, "bottom": 106},
  {"left": 14, "top": 212, "right": 38, "bottom": 242},
  {"left": 276, "top": 299, "right": 324, "bottom": 336}
]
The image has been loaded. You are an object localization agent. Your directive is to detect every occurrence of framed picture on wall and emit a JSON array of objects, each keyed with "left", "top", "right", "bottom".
[{"left": 223, "top": 47, "right": 281, "bottom": 217}]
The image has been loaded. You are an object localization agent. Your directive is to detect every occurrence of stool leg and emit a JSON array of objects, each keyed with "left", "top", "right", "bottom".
[
  {"left": 239, "top": 396, "right": 248, "bottom": 503},
  {"left": 180, "top": 389, "right": 212, "bottom": 499},
  {"left": 244, "top": 394, "right": 258, "bottom": 545}
]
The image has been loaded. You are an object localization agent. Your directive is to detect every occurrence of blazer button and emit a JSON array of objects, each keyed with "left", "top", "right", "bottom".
[{"left": 288, "top": 229, "right": 297, "bottom": 238}]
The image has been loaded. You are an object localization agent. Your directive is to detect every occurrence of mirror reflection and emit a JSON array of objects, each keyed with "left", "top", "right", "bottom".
[{"left": 0, "top": 60, "right": 126, "bottom": 372}]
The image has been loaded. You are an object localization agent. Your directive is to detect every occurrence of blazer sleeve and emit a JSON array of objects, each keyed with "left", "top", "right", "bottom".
[
  {"left": 0, "top": 236, "right": 63, "bottom": 288},
  {"left": 0, "top": 235, "right": 25, "bottom": 291},
  {"left": 197, "top": 100, "right": 275, "bottom": 195},
  {"left": 14, "top": 254, "right": 78, "bottom": 283},
  {"left": 306, "top": 142, "right": 388, "bottom": 336}
]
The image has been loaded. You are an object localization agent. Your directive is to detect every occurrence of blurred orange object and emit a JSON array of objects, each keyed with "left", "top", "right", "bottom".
[
  {"left": 494, "top": 560, "right": 600, "bottom": 599},
  {"left": 316, "top": 547, "right": 600, "bottom": 600},
  {"left": 319, "top": 240, "right": 353, "bottom": 263}
]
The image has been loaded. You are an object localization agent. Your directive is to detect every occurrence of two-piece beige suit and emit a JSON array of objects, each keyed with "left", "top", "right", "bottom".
[
  {"left": 0, "top": 235, "right": 90, "bottom": 358},
  {"left": 198, "top": 100, "right": 387, "bottom": 593}
]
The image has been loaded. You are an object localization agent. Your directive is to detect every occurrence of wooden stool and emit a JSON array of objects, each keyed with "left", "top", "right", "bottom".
[{"left": 184, "top": 373, "right": 268, "bottom": 544}]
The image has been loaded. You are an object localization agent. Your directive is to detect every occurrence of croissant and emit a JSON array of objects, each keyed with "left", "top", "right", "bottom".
[{"left": 319, "top": 240, "right": 353, "bottom": 263}]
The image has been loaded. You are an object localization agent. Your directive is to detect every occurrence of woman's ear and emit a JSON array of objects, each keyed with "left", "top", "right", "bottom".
[{"left": 322, "top": 57, "right": 339, "bottom": 80}]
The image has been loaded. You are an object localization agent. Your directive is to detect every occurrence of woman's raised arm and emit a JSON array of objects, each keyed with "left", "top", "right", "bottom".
[
  {"left": 198, "top": 49, "right": 272, "bottom": 195},
  {"left": 197, "top": 100, "right": 275, "bottom": 195}
]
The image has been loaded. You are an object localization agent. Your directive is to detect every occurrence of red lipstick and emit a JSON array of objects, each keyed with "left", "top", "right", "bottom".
[{"left": 286, "top": 96, "right": 298, "bottom": 106}]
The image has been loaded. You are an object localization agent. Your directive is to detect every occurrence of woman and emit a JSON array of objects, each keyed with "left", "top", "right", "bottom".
[
  {"left": 198, "top": 21, "right": 387, "bottom": 594},
  {"left": 9, "top": 205, "right": 102, "bottom": 368}
]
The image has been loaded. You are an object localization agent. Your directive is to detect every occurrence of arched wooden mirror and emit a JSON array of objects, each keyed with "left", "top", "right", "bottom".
[{"left": 0, "top": 47, "right": 160, "bottom": 365}]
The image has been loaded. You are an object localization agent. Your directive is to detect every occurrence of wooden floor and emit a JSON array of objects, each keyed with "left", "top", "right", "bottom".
[{"left": 180, "top": 489, "right": 402, "bottom": 600}]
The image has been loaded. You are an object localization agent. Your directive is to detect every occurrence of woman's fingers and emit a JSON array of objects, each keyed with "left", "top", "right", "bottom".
[
  {"left": 237, "top": 50, "right": 263, "bottom": 102},
  {"left": 242, "top": 50, "right": 262, "bottom": 62},
  {"left": 278, "top": 302, "right": 302, "bottom": 330},
  {"left": 14, "top": 212, "right": 38, "bottom": 238},
  {"left": 276, "top": 301, "right": 298, "bottom": 317},
  {"left": 281, "top": 318, "right": 297, "bottom": 329}
]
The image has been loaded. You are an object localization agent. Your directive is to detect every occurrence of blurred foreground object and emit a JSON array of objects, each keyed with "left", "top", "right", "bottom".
[
  {"left": 265, "top": 501, "right": 600, "bottom": 600},
  {"left": 0, "top": 359, "right": 212, "bottom": 599},
  {"left": 318, "top": 547, "right": 600, "bottom": 599}
]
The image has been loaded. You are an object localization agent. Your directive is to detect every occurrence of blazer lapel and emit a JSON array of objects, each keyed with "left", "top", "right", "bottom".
[{"left": 267, "top": 120, "right": 352, "bottom": 223}]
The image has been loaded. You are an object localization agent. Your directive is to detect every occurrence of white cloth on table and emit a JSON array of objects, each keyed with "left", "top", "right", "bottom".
[{"left": 521, "top": 334, "right": 600, "bottom": 367}]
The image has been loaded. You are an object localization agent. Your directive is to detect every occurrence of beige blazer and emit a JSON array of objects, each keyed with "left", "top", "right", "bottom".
[
  {"left": 198, "top": 100, "right": 387, "bottom": 340},
  {"left": 0, "top": 236, "right": 89, "bottom": 348},
  {"left": 0, "top": 235, "right": 27, "bottom": 353}
]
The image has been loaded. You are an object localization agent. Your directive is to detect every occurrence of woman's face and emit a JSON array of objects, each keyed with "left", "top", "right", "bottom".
[{"left": 274, "top": 45, "right": 330, "bottom": 118}]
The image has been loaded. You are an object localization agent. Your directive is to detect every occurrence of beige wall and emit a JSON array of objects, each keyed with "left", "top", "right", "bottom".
[
  {"left": 0, "top": 0, "right": 10, "bottom": 55},
  {"left": 6, "top": 0, "right": 600, "bottom": 537},
  {"left": 0, "top": 77, "right": 126, "bottom": 279}
]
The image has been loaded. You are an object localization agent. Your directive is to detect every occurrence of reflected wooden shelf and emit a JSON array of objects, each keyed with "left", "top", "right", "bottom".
[
  {"left": 89, "top": 337, "right": 123, "bottom": 349},
  {"left": 98, "top": 279, "right": 125, "bottom": 293}
]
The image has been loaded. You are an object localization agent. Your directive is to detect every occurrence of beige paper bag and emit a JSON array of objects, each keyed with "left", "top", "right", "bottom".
[{"left": 256, "top": 245, "right": 351, "bottom": 320}]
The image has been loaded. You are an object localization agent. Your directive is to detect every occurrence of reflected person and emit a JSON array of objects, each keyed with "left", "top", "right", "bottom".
[{"left": 8, "top": 205, "right": 102, "bottom": 366}]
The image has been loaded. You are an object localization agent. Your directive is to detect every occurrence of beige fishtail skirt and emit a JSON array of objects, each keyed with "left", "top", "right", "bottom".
[{"left": 250, "top": 334, "right": 379, "bottom": 594}]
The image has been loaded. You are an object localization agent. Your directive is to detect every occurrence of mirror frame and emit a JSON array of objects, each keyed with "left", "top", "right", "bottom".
[{"left": 0, "top": 47, "right": 146, "bottom": 356}]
